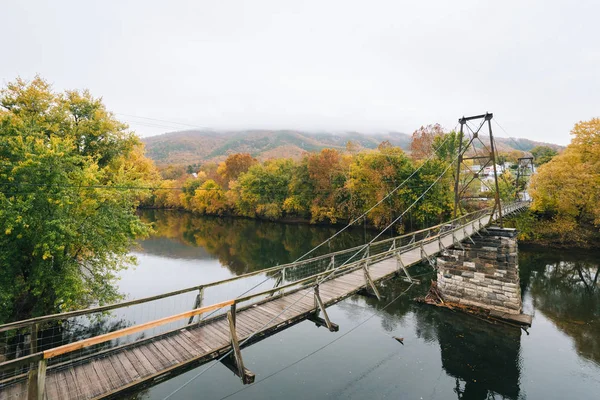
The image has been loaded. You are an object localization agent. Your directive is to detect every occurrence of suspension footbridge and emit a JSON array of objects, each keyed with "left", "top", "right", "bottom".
[{"left": 0, "top": 202, "right": 527, "bottom": 399}]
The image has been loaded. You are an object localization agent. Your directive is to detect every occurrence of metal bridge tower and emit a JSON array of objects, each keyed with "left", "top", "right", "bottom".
[{"left": 453, "top": 113, "right": 504, "bottom": 227}]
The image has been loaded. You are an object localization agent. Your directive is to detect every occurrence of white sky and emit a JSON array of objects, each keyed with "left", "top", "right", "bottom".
[{"left": 2, "top": 0, "right": 598, "bottom": 145}]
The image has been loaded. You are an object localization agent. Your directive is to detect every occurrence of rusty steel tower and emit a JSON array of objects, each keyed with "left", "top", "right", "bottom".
[{"left": 453, "top": 113, "right": 504, "bottom": 227}]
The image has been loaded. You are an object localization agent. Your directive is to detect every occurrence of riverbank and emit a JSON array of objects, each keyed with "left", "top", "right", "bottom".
[{"left": 505, "top": 210, "right": 600, "bottom": 249}]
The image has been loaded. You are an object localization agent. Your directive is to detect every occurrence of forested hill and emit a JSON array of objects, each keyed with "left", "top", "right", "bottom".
[{"left": 142, "top": 129, "right": 562, "bottom": 165}]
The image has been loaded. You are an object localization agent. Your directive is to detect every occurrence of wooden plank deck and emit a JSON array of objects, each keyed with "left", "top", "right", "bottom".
[{"left": 0, "top": 211, "right": 495, "bottom": 399}]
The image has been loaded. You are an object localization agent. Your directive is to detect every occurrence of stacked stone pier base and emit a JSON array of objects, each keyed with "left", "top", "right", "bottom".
[{"left": 436, "top": 226, "right": 522, "bottom": 315}]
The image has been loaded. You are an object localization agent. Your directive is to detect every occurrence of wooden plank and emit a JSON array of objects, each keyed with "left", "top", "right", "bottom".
[
  {"left": 233, "top": 314, "right": 261, "bottom": 337},
  {"left": 98, "top": 357, "right": 125, "bottom": 390},
  {"left": 168, "top": 335, "right": 197, "bottom": 360},
  {"left": 71, "top": 362, "right": 96, "bottom": 399},
  {"left": 189, "top": 325, "right": 225, "bottom": 350},
  {"left": 273, "top": 296, "right": 310, "bottom": 315},
  {"left": 260, "top": 301, "right": 297, "bottom": 319},
  {"left": 213, "top": 319, "right": 251, "bottom": 341},
  {"left": 53, "top": 370, "right": 71, "bottom": 400},
  {"left": 43, "top": 299, "right": 235, "bottom": 359},
  {"left": 319, "top": 283, "right": 351, "bottom": 298},
  {"left": 237, "top": 310, "right": 273, "bottom": 332},
  {"left": 216, "top": 317, "right": 252, "bottom": 338},
  {"left": 144, "top": 343, "right": 172, "bottom": 369},
  {"left": 180, "top": 329, "right": 212, "bottom": 353},
  {"left": 153, "top": 340, "right": 180, "bottom": 365},
  {"left": 113, "top": 352, "right": 141, "bottom": 382},
  {"left": 65, "top": 366, "right": 85, "bottom": 399},
  {"left": 44, "top": 372, "right": 60, "bottom": 400},
  {"left": 109, "top": 354, "right": 137, "bottom": 387},
  {"left": 234, "top": 313, "right": 264, "bottom": 334},
  {"left": 0, "top": 381, "right": 26, "bottom": 400},
  {"left": 89, "top": 359, "right": 112, "bottom": 395},
  {"left": 284, "top": 293, "right": 315, "bottom": 310},
  {"left": 163, "top": 336, "right": 190, "bottom": 362},
  {"left": 254, "top": 304, "right": 287, "bottom": 323},
  {"left": 199, "top": 323, "right": 230, "bottom": 347},
  {"left": 331, "top": 274, "right": 365, "bottom": 287},
  {"left": 130, "top": 347, "right": 157, "bottom": 376}
]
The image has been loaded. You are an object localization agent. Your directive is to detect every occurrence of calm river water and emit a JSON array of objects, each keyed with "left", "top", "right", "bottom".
[{"left": 120, "top": 210, "right": 600, "bottom": 400}]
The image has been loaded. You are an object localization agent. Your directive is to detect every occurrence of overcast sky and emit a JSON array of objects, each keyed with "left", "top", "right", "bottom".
[{"left": 2, "top": 0, "right": 598, "bottom": 145}]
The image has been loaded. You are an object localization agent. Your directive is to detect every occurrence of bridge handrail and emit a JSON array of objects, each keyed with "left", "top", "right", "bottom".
[
  {"left": 0, "top": 201, "right": 528, "bottom": 376},
  {"left": 0, "top": 207, "right": 489, "bottom": 332},
  {"left": 0, "top": 212, "right": 477, "bottom": 369},
  {"left": 0, "top": 201, "right": 528, "bottom": 333}
]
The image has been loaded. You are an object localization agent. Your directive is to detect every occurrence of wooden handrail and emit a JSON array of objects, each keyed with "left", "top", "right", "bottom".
[{"left": 43, "top": 299, "right": 234, "bottom": 359}]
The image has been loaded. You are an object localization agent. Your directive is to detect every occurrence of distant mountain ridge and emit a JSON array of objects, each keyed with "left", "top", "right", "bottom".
[{"left": 141, "top": 129, "right": 562, "bottom": 166}]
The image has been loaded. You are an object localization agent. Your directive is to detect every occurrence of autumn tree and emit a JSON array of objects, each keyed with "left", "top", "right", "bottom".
[
  {"left": 410, "top": 123, "right": 445, "bottom": 160},
  {"left": 217, "top": 153, "right": 257, "bottom": 186},
  {"left": 531, "top": 145, "right": 558, "bottom": 166},
  {"left": 236, "top": 159, "right": 295, "bottom": 220},
  {"left": 303, "top": 149, "right": 350, "bottom": 223},
  {"left": 530, "top": 118, "right": 600, "bottom": 243},
  {"left": 153, "top": 180, "right": 183, "bottom": 209},
  {"left": 160, "top": 164, "right": 187, "bottom": 180},
  {"left": 0, "top": 77, "right": 157, "bottom": 322},
  {"left": 191, "top": 180, "right": 227, "bottom": 215},
  {"left": 346, "top": 147, "right": 414, "bottom": 229}
]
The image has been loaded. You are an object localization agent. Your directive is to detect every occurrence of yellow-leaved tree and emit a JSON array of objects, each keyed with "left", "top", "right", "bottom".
[{"left": 529, "top": 118, "right": 600, "bottom": 243}]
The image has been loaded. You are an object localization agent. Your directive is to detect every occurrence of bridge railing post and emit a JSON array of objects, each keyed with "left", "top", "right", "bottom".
[
  {"left": 313, "top": 285, "right": 336, "bottom": 331},
  {"left": 226, "top": 302, "right": 254, "bottom": 384},
  {"left": 26, "top": 323, "right": 46, "bottom": 400},
  {"left": 26, "top": 356, "right": 46, "bottom": 400},
  {"left": 362, "top": 262, "right": 381, "bottom": 301},
  {"left": 188, "top": 287, "right": 204, "bottom": 324}
]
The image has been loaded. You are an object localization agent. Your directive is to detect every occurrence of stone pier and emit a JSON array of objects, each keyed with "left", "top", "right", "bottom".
[{"left": 436, "top": 227, "right": 522, "bottom": 315}]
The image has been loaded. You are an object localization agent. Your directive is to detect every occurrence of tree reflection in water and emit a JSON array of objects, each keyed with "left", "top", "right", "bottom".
[
  {"left": 520, "top": 246, "right": 600, "bottom": 366},
  {"left": 139, "top": 209, "right": 378, "bottom": 275},
  {"left": 356, "top": 277, "right": 522, "bottom": 400}
]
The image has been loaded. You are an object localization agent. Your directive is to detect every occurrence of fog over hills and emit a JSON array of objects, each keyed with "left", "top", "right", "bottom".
[{"left": 142, "top": 129, "right": 562, "bottom": 166}]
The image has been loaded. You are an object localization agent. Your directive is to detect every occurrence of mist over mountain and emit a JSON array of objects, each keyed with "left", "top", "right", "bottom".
[{"left": 142, "top": 129, "right": 562, "bottom": 166}]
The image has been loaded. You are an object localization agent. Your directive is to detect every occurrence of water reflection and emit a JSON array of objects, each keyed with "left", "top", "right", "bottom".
[
  {"left": 520, "top": 246, "right": 600, "bottom": 366},
  {"left": 354, "top": 279, "right": 522, "bottom": 400},
  {"left": 139, "top": 209, "right": 378, "bottom": 275}
]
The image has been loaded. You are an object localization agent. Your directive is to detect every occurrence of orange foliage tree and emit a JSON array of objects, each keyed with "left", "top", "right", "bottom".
[{"left": 410, "top": 123, "right": 445, "bottom": 160}]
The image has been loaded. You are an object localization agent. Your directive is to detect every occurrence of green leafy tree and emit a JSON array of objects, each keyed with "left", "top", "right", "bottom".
[
  {"left": 531, "top": 145, "right": 558, "bottom": 166},
  {"left": 0, "top": 77, "right": 156, "bottom": 322},
  {"left": 236, "top": 159, "right": 295, "bottom": 220}
]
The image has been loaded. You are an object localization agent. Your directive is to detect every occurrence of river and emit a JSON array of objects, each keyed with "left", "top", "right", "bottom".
[{"left": 119, "top": 210, "right": 600, "bottom": 400}]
